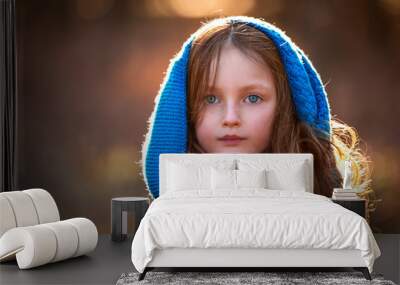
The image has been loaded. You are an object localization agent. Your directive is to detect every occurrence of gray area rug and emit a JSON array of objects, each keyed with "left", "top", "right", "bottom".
[{"left": 116, "top": 271, "right": 396, "bottom": 285}]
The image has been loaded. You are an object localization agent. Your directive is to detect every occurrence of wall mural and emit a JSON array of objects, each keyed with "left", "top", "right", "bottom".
[{"left": 16, "top": 0, "right": 400, "bottom": 234}]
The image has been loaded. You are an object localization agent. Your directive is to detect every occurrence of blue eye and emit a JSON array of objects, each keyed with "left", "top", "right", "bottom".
[
  {"left": 205, "top": 95, "right": 219, "bottom": 104},
  {"left": 246, "top": 94, "right": 262, "bottom": 104}
]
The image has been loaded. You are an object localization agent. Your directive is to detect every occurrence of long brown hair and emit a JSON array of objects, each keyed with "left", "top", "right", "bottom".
[{"left": 186, "top": 18, "right": 376, "bottom": 218}]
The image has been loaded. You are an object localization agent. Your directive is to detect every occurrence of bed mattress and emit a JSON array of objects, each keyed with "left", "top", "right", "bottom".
[{"left": 131, "top": 189, "right": 380, "bottom": 273}]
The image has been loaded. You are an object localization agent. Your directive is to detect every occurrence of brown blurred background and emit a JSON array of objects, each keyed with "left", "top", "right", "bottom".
[{"left": 15, "top": 0, "right": 400, "bottom": 233}]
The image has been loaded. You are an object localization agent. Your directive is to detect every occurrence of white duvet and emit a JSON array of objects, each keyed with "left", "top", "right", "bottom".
[{"left": 131, "top": 189, "right": 381, "bottom": 273}]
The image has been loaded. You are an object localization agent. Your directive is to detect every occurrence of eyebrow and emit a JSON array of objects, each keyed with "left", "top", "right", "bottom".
[{"left": 207, "top": 83, "right": 272, "bottom": 92}]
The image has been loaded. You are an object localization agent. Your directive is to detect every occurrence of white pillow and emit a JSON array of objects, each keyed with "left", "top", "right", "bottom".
[
  {"left": 236, "top": 169, "right": 267, "bottom": 189},
  {"left": 167, "top": 162, "right": 211, "bottom": 191},
  {"left": 211, "top": 168, "right": 236, "bottom": 190},
  {"left": 237, "top": 159, "right": 309, "bottom": 192},
  {"left": 266, "top": 166, "right": 307, "bottom": 191},
  {"left": 166, "top": 159, "right": 236, "bottom": 192},
  {"left": 211, "top": 168, "right": 268, "bottom": 190}
]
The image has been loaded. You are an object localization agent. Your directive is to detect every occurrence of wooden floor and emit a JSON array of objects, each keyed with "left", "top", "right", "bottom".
[
  {"left": 374, "top": 234, "right": 400, "bottom": 284},
  {"left": 0, "top": 234, "right": 398, "bottom": 284},
  {"left": 0, "top": 235, "right": 134, "bottom": 285}
]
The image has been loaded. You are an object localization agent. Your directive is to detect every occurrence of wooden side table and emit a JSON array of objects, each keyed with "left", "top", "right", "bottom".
[
  {"left": 331, "top": 198, "right": 366, "bottom": 218},
  {"left": 111, "top": 197, "right": 149, "bottom": 242}
]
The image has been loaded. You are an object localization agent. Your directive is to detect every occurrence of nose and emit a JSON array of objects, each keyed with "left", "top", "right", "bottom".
[{"left": 222, "top": 102, "right": 241, "bottom": 128}]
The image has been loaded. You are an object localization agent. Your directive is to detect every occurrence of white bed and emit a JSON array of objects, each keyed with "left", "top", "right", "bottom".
[{"left": 131, "top": 153, "right": 381, "bottom": 281}]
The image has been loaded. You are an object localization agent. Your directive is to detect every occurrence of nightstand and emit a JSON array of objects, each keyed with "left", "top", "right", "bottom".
[
  {"left": 331, "top": 199, "right": 366, "bottom": 218},
  {"left": 111, "top": 197, "right": 149, "bottom": 242}
]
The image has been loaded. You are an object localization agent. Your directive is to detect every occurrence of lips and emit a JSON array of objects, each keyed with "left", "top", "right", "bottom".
[
  {"left": 218, "top": 135, "right": 246, "bottom": 146},
  {"left": 219, "top": 135, "right": 245, "bottom": 140}
]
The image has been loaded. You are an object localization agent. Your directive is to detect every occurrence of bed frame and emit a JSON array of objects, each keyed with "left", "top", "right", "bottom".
[
  {"left": 139, "top": 248, "right": 371, "bottom": 280},
  {"left": 138, "top": 153, "right": 372, "bottom": 281}
]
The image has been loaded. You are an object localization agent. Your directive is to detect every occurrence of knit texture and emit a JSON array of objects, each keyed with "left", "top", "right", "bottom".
[{"left": 141, "top": 16, "right": 332, "bottom": 199}]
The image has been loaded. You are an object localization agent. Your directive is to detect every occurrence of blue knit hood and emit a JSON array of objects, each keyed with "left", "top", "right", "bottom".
[{"left": 141, "top": 16, "right": 332, "bottom": 199}]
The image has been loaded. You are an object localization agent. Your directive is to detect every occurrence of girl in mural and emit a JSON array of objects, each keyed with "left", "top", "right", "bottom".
[{"left": 140, "top": 16, "right": 376, "bottom": 217}]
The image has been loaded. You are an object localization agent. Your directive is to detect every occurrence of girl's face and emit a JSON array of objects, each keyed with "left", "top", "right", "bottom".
[{"left": 195, "top": 43, "right": 277, "bottom": 153}]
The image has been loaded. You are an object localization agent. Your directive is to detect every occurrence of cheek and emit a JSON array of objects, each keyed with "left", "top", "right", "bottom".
[
  {"left": 195, "top": 110, "right": 217, "bottom": 140},
  {"left": 244, "top": 105, "right": 276, "bottom": 137}
]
